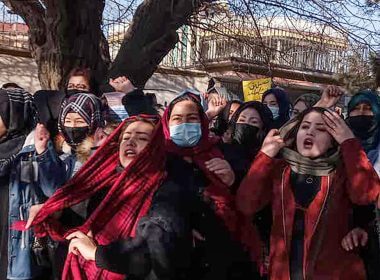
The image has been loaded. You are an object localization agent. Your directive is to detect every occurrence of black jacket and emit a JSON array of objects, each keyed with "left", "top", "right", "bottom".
[{"left": 95, "top": 173, "right": 193, "bottom": 280}]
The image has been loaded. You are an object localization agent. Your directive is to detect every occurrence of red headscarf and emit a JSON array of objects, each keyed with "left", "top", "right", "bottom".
[
  {"left": 162, "top": 92, "right": 238, "bottom": 234},
  {"left": 32, "top": 115, "right": 167, "bottom": 280}
]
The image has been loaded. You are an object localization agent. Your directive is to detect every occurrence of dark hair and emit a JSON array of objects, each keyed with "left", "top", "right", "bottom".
[
  {"left": 168, "top": 93, "right": 203, "bottom": 118},
  {"left": 118, "top": 117, "right": 156, "bottom": 144},
  {"left": 283, "top": 107, "right": 338, "bottom": 149},
  {"left": 67, "top": 67, "right": 100, "bottom": 96},
  {"left": 2, "top": 82, "right": 22, "bottom": 89}
]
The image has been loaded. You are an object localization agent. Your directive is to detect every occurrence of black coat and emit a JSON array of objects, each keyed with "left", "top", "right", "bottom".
[{"left": 95, "top": 155, "right": 260, "bottom": 280}]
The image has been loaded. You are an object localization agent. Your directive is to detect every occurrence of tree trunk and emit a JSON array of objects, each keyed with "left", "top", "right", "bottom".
[
  {"left": 4, "top": 0, "right": 110, "bottom": 90},
  {"left": 4, "top": 0, "right": 209, "bottom": 90},
  {"left": 109, "top": 0, "right": 208, "bottom": 88}
]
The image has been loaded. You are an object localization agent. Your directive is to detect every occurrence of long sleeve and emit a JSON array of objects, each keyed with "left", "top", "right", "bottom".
[
  {"left": 95, "top": 179, "right": 192, "bottom": 278},
  {"left": 236, "top": 151, "right": 278, "bottom": 217},
  {"left": 341, "top": 138, "right": 380, "bottom": 205},
  {"left": 34, "top": 141, "right": 69, "bottom": 198}
]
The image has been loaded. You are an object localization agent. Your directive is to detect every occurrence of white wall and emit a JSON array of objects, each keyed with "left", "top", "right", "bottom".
[
  {"left": 0, "top": 53, "right": 41, "bottom": 93},
  {"left": 145, "top": 71, "right": 210, "bottom": 105}
]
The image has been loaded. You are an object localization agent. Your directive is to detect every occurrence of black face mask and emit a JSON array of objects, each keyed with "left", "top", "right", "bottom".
[
  {"left": 346, "top": 115, "right": 377, "bottom": 137},
  {"left": 64, "top": 126, "right": 90, "bottom": 146},
  {"left": 232, "top": 123, "right": 261, "bottom": 151}
]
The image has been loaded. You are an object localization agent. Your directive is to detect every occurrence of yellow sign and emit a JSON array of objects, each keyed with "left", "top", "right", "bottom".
[{"left": 242, "top": 78, "right": 272, "bottom": 102}]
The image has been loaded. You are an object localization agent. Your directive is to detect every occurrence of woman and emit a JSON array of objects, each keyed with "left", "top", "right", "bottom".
[
  {"left": 343, "top": 89, "right": 380, "bottom": 280},
  {"left": 35, "top": 93, "right": 104, "bottom": 188},
  {"left": 66, "top": 68, "right": 99, "bottom": 97},
  {"left": 218, "top": 101, "right": 273, "bottom": 189},
  {"left": 31, "top": 93, "right": 105, "bottom": 248},
  {"left": 162, "top": 91, "right": 259, "bottom": 279},
  {"left": 262, "top": 88, "right": 291, "bottom": 129},
  {"left": 291, "top": 93, "right": 320, "bottom": 119},
  {"left": 221, "top": 101, "right": 274, "bottom": 275},
  {"left": 346, "top": 89, "right": 380, "bottom": 154},
  {"left": 0, "top": 88, "right": 42, "bottom": 279},
  {"left": 229, "top": 101, "right": 273, "bottom": 158},
  {"left": 237, "top": 107, "right": 380, "bottom": 279},
  {"left": 29, "top": 115, "right": 186, "bottom": 280}
]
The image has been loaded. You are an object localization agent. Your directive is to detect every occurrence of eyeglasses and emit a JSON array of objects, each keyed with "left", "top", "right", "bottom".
[{"left": 67, "top": 83, "right": 89, "bottom": 91}]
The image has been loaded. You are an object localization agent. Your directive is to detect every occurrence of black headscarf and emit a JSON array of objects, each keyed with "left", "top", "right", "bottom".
[
  {"left": 0, "top": 88, "right": 36, "bottom": 174},
  {"left": 262, "top": 88, "right": 291, "bottom": 129},
  {"left": 33, "top": 90, "right": 65, "bottom": 139},
  {"left": 346, "top": 90, "right": 380, "bottom": 154},
  {"left": 212, "top": 100, "right": 243, "bottom": 136},
  {"left": 229, "top": 101, "right": 273, "bottom": 157}
]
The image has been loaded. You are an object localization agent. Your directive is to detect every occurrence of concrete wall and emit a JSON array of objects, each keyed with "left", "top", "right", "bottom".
[
  {"left": 145, "top": 71, "right": 210, "bottom": 105},
  {"left": 0, "top": 53, "right": 41, "bottom": 93}
]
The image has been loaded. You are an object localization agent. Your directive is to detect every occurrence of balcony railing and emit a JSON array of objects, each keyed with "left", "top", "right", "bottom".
[{"left": 160, "top": 26, "right": 369, "bottom": 75}]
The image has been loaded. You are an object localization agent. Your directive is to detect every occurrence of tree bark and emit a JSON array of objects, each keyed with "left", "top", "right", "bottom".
[
  {"left": 108, "top": 0, "right": 209, "bottom": 88},
  {"left": 4, "top": 0, "right": 110, "bottom": 90}
]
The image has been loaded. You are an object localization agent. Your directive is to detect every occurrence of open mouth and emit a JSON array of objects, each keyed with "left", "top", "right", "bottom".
[
  {"left": 124, "top": 149, "right": 137, "bottom": 157},
  {"left": 303, "top": 138, "right": 314, "bottom": 149}
]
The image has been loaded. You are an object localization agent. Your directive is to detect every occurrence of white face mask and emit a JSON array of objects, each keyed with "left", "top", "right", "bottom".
[{"left": 267, "top": 105, "right": 280, "bottom": 120}]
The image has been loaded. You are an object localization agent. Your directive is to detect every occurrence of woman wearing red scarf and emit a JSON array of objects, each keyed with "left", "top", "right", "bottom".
[
  {"left": 161, "top": 91, "right": 260, "bottom": 280},
  {"left": 237, "top": 107, "right": 380, "bottom": 280},
  {"left": 28, "top": 115, "right": 194, "bottom": 280}
]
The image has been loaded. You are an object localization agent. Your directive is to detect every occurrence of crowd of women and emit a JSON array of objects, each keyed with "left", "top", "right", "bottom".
[{"left": 0, "top": 67, "right": 380, "bottom": 280}]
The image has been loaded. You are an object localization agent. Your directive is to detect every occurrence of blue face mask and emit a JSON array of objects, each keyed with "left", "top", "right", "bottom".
[
  {"left": 169, "top": 123, "right": 202, "bottom": 147},
  {"left": 267, "top": 105, "right": 280, "bottom": 120}
]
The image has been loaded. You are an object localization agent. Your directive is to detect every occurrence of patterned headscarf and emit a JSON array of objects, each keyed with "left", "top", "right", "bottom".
[{"left": 58, "top": 93, "right": 104, "bottom": 138}]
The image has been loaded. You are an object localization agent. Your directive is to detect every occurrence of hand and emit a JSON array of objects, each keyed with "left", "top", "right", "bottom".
[
  {"left": 322, "top": 110, "right": 355, "bottom": 144},
  {"left": 34, "top": 124, "right": 50, "bottom": 155},
  {"left": 315, "top": 85, "right": 343, "bottom": 109},
  {"left": 206, "top": 95, "right": 227, "bottom": 120},
  {"left": 109, "top": 76, "right": 136, "bottom": 93},
  {"left": 260, "top": 129, "right": 285, "bottom": 158},
  {"left": 341, "top": 228, "right": 368, "bottom": 251},
  {"left": 66, "top": 231, "right": 97, "bottom": 261},
  {"left": 93, "top": 127, "right": 109, "bottom": 147},
  {"left": 205, "top": 158, "right": 235, "bottom": 186},
  {"left": 25, "top": 204, "right": 44, "bottom": 229}
]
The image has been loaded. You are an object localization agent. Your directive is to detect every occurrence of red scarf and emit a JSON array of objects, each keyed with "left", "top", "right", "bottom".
[{"left": 32, "top": 116, "right": 167, "bottom": 280}]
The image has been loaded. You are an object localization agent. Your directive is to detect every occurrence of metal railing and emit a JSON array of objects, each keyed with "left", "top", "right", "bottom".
[{"left": 160, "top": 25, "right": 369, "bottom": 75}]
